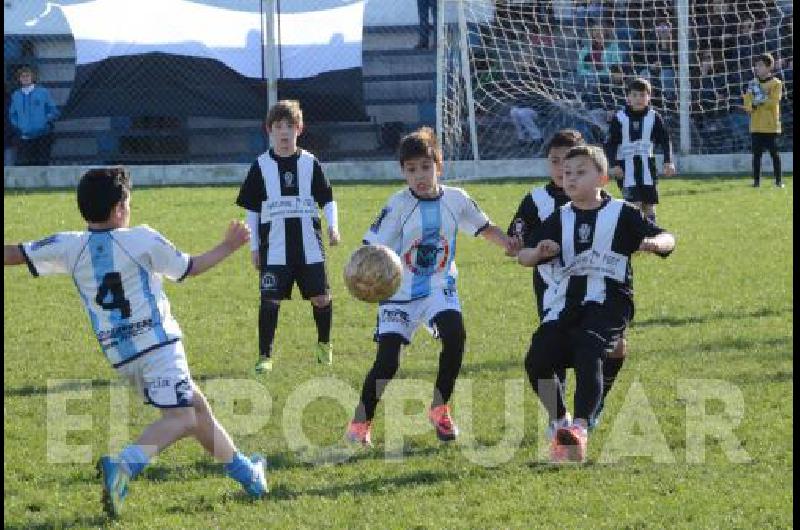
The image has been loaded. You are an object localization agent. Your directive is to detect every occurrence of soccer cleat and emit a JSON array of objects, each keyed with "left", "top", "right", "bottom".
[
  {"left": 428, "top": 404, "right": 459, "bottom": 442},
  {"left": 554, "top": 424, "right": 588, "bottom": 463},
  {"left": 752, "top": 181, "right": 761, "bottom": 187},
  {"left": 775, "top": 181, "right": 785, "bottom": 188},
  {"left": 242, "top": 453, "right": 268, "bottom": 499},
  {"left": 97, "top": 456, "right": 130, "bottom": 518},
  {"left": 255, "top": 356, "right": 272, "bottom": 374},
  {"left": 545, "top": 413, "right": 572, "bottom": 441},
  {"left": 315, "top": 342, "right": 332, "bottom": 365},
  {"left": 345, "top": 420, "right": 373, "bottom": 447}
]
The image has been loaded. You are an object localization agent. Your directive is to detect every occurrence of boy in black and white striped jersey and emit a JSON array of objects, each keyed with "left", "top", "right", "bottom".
[
  {"left": 236, "top": 100, "right": 340, "bottom": 373},
  {"left": 518, "top": 145, "right": 675, "bottom": 463},
  {"left": 605, "top": 78, "right": 676, "bottom": 223}
]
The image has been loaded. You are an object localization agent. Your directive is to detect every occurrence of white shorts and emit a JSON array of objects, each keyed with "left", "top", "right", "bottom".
[
  {"left": 115, "top": 341, "right": 194, "bottom": 408},
  {"left": 376, "top": 288, "right": 462, "bottom": 344}
]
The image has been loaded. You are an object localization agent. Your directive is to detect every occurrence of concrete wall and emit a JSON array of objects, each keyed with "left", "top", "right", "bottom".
[{"left": 4, "top": 152, "right": 792, "bottom": 188}]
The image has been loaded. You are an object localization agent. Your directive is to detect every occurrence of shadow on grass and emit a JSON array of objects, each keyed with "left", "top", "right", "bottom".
[
  {"left": 633, "top": 306, "right": 792, "bottom": 329},
  {"left": 5, "top": 514, "right": 108, "bottom": 530},
  {"left": 268, "top": 469, "right": 453, "bottom": 501}
]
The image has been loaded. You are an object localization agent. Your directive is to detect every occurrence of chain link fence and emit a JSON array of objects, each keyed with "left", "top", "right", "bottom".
[{"left": 3, "top": 0, "right": 793, "bottom": 168}]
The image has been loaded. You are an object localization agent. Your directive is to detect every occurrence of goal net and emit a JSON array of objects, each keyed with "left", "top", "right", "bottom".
[{"left": 438, "top": 0, "right": 793, "bottom": 165}]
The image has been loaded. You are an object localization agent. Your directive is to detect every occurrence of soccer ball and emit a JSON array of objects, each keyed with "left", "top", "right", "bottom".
[{"left": 343, "top": 244, "right": 403, "bottom": 303}]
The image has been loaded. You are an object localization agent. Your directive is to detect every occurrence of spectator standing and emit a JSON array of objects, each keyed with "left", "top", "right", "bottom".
[
  {"left": 577, "top": 24, "right": 622, "bottom": 92},
  {"left": 8, "top": 66, "right": 59, "bottom": 166},
  {"left": 415, "top": 0, "right": 437, "bottom": 50}
]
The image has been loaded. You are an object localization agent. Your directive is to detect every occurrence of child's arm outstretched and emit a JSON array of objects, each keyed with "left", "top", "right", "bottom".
[
  {"left": 479, "top": 224, "right": 520, "bottom": 256},
  {"left": 4, "top": 245, "right": 25, "bottom": 266},
  {"left": 639, "top": 232, "right": 675, "bottom": 257},
  {"left": 186, "top": 221, "right": 251, "bottom": 277},
  {"left": 517, "top": 240, "right": 560, "bottom": 267}
]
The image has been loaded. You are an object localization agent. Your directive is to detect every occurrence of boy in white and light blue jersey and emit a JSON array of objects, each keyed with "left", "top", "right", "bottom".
[
  {"left": 4, "top": 167, "right": 267, "bottom": 518},
  {"left": 346, "top": 127, "right": 518, "bottom": 447}
]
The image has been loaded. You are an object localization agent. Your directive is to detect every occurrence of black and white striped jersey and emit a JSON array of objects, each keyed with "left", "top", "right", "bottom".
[
  {"left": 507, "top": 182, "right": 570, "bottom": 318},
  {"left": 605, "top": 106, "right": 673, "bottom": 188},
  {"left": 236, "top": 149, "right": 333, "bottom": 265},
  {"left": 529, "top": 197, "right": 671, "bottom": 323}
]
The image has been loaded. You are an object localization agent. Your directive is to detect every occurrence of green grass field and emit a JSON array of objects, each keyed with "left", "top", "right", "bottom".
[{"left": 3, "top": 177, "right": 793, "bottom": 529}]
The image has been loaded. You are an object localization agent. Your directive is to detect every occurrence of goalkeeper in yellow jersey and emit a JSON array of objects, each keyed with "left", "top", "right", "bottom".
[{"left": 743, "top": 53, "right": 784, "bottom": 188}]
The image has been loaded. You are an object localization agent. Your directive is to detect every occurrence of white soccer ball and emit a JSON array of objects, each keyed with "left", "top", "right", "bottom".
[{"left": 343, "top": 244, "right": 403, "bottom": 303}]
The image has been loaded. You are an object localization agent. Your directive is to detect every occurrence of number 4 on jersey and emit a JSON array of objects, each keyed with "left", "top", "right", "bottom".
[{"left": 95, "top": 272, "right": 132, "bottom": 318}]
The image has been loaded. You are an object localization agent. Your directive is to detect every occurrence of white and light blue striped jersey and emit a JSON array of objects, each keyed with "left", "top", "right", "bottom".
[
  {"left": 363, "top": 186, "right": 490, "bottom": 302},
  {"left": 19, "top": 225, "right": 192, "bottom": 368}
]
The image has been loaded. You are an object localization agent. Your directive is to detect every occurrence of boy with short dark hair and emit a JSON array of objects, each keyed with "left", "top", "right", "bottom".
[
  {"left": 508, "top": 130, "right": 628, "bottom": 430},
  {"left": 236, "top": 100, "right": 340, "bottom": 373},
  {"left": 4, "top": 167, "right": 267, "bottom": 517},
  {"left": 744, "top": 53, "right": 784, "bottom": 188},
  {"left": 518, "top": 145, "right": 675, "bottom": 463},
  {"left": 605, "top": 77, "right": 676, "bottom": 222}
]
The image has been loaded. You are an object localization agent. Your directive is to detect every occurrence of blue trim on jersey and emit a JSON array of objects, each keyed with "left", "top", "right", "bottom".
[
  {"left": 410, "top": 199, "right": 441, "bottom": 299},
  {"left": 89, "top": 233, "right": 138, "bottom": 362},
  {"left": 74, "top": 279, "right": 101, "bottom": 346},
  {"left": 138, "top": 265, "right": 168, "bottom": 343}
]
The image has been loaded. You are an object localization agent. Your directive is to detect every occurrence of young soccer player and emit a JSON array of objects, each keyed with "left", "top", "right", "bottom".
[
  {"left": 346, "top": 127, "right": 517, "bottom": 446},
  {"left": 507, "top": 129, "right": 626, "bottom": 429},
  {"left": 236, "top": 100, "right": 340, "bottom": 373},
  {"left": 518, "top": 146, "right": 675, "bottom": 463},
  {"left": 606, "top": 78, "right": 676, "bottom": 223},
  {"left": 3, "top": 167, "right": 267, "bottom": 517},
  {"left": 743, "top": 53, "right": 784, "bottom": 188}
]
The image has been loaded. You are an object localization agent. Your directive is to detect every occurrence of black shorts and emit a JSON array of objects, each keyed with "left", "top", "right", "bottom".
[
  {"left": 751, "top": 132, "right": 779, "bottom": 153},
  {"left": 260, "top": 262, "right": 329, "bottom": 300},
  {"left": 623, "top": 184, "right": 659, "bottom": 205},
  {"left": 529, "top": 303, "right": 632, "bottom": 369}
]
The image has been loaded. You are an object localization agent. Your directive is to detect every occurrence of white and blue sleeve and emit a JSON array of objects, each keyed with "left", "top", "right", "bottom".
[{"left": 139, "top": 226, "right": 192, "bottom": 282}]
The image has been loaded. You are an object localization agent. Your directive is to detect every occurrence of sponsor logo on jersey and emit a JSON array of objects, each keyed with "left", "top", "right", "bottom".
[
  {"left": 97, "top": 318, "right": 154, "bottom": 344},
  {"left": 404, "top": 236, "right": 450, "bottom": 276},
  {"left": 381, "top": 308, "right": 410, "bottom": 325}
]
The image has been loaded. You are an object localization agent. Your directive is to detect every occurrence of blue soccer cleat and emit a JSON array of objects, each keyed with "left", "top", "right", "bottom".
[
  {"left": 242, "top": 453, "right": 268, "bottom": 499},
  {"left": 97, "top": 456, "right": 129, "bottom": 518}
]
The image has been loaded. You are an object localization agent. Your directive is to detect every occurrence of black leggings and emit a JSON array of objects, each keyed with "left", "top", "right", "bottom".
[
  {"left": 752, "top": 133, "right": 782, "bottom": 183},
  {"left": 355, "top": 310, "right": 465, "bottom": 422}
]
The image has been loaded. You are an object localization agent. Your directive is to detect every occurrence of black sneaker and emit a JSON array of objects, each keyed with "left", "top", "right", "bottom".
[{"left": 752, "top": 181, "right": 761, "bottom": 187}]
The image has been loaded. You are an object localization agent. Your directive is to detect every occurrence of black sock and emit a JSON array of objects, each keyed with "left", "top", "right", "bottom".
[
  {"left": 258, "top": 299, "right": 280, "bottom": 358},
  {"left": 431, "top": 311, "right": 465, "bottom": 408},
  {"left": 312, "top": 303, "right": 332, "bottom": 343},
  {"left": 355, "top": 334, "right": 404, "bottom": 422},
  {"left": 602, "top": 357, "right": 625, "bottom": 401}
]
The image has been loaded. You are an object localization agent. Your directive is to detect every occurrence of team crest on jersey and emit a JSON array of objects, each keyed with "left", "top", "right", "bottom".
[
  {"left": 283, "top": 171, "right": 295, "bottom": 187},
  {"left": 261, "top": 272, "right": 277, "bottom": 291},
  {"left": 403, "top": 236, "right": 450, "bottom": 276},
  {"left": 633, "top": 121, "right": 641, "bottom": 132},
  {"left": 30, "top": 234, "right": 58, "bottom": 251},
  {"left": 578, "top": 223, "right": 592, "bottom": 244},
  {"left": 512, "top": 218, "right": 525, "bottom": 237}
]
